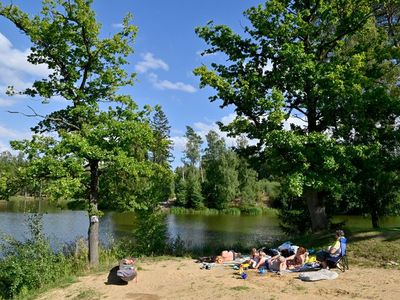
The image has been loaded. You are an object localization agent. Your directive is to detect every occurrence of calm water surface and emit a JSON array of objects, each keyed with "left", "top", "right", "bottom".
[
  {"left": 0, "top": 200, "right": 282, "bottom": 249},
  {"left": 1, "top": 199, "right": 399, "bottom": 250}
]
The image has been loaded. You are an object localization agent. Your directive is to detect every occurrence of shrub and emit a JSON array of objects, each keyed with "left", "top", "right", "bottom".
[
  {"left": 240, "top": 206, "right": 263, "bottom": 215},
  {"left": 0, "top": 214, "right": 80, "bottom": 299}
]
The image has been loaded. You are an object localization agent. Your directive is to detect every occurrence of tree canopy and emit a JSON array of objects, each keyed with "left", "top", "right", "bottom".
[
  {"left": 1, "top": 0, "right": 172, "bottom": 265},
  {"left": 195, "top": 0, "right": 400, "bottom": 230}
]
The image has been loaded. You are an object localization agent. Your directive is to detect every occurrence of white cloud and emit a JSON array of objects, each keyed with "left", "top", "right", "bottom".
[
  {"left": 148, "top": 73, "right": 196, "bottom": 93},
  {"left": 0, "top": 32, "right": 50, "bottom": 80},
  {"left": 0, "top": 140, "right": 11, "bottom": 153},
  {"left": 220, "top": 113, "right": 236, "bottom": 125},
  {"left": 193, "top": 120, "right": 237, "bottom": 147},
  {"left": 171, "top": 136, "right": 187, "bottom": 153},
  {"left": 283, "top": 115, "right": 307, "bottom": 131},
  {"left": 262, "top": 59, "right": 273, "bottom": 74},
  {"left": 134, "top": 52, "right": 196, "bottom": 93},
  {"left": 171, "top": 113, "right": 261, "bottom": 167},
  {"left": 0, "top": 97, "right": 16, "bottom": 107},
  {"left": 135, "top": 52, "right": 169, "bottom": 73},
  {"left": 0, "top": 32, "right": 53, "bottom": 109},
  {"left": 0, "top": 124, "right": 30, "bottom": 139},
  {"left": 171, "top": 114, "right": 237, "bottom": 161}
]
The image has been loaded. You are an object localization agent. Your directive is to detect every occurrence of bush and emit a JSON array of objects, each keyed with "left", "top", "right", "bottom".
[
  {"left": 220, "top": 208, "right": 241, "bottom": 215},
  {"left": 0, "top": 214, "right": 82, "bottom": 299},
  {"left": 240, "top": 206, "right": 263, "bottom": 215},
  {"left": 132, "top": 209, "right": 168, "bottom": 256}
]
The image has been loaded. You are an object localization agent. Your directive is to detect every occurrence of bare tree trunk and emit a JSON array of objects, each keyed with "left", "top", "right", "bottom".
[
  {"left": 371, "top": 208, "right": 380, "bottom": 228},
  {"left": 304, "top": 188, "right": 328, "bottom": 232},
  {"left": 88, "top": 159, "right": 100, "bottom": 267},
  {"left": 370, "top": 190, "right": 380, "bottom": 228},
  {"left": 88, "top": 215, "right": 99, "bottom": 266}
]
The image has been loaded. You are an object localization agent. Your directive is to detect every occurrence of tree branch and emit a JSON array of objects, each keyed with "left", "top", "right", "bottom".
[{"left": 7, "top": 106, "right": 80, "bottom": 131}]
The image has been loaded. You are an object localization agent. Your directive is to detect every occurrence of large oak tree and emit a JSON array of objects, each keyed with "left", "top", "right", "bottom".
[
  {"left": 1, "top": 0, "right": 172, "bottom": 265},
  {"left": 195, "top": 0, "right": 399, "bottom": 230}
]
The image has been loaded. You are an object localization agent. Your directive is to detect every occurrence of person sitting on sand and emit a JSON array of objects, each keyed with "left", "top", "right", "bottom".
[
  {"left": 266, "top": 254, "right": 287, "bottom": 272},
  {"left": 243, "top": 248, "right": 260, "bottom": 268},
  {"left": 215, "top": 250, "right": 241, "bottom": 263},
  {"left": 317, "top": 230, "right": 345, "bottom": 269},
  {"left": 285, "top": 246, "right": 307, "bottom": 269},
  {"left": 253, "top": 249, "right": 269, "bottom": 270}
]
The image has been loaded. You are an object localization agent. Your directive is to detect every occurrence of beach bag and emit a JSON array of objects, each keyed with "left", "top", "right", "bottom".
[{"left": 117, "top": 259, "right": 137, "bottom": 282}]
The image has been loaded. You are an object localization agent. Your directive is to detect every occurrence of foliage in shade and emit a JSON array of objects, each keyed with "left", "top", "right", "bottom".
[{"left": 0, "top": 152, "right": 26, "bottom": 200}]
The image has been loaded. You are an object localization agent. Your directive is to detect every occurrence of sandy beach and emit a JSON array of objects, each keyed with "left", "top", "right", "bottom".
[{"left": 36, "top": 258, "right": 400, "bottom": 300}]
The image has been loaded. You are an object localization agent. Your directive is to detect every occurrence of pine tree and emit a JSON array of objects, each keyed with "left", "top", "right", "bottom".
[{"left": 151, "top": 105, "right": 173, "bottom": 165}]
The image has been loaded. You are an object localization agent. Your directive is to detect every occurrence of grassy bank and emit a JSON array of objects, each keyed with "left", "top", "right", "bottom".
[
  {"left": 169, "top": 206, "right": 277, "bottom": 216},
  {"left": 288, "top": 227, "right": 400, "bottom": 269}
]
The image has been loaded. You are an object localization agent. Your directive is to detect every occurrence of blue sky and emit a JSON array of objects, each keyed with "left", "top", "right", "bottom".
[{"left": 0, "top": 0, "right": 263, "bottom": 167}]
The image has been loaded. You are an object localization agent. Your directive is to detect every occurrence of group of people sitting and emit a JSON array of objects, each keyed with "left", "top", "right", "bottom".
[
  {"left": 243, "top": 245, "right": 308, "bottom": 272},
  {"left": 214, "top": 230, "right": 346, "bottom": 272}
]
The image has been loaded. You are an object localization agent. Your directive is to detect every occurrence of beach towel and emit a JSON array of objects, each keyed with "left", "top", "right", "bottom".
[
  {"left": 298, "top": 269, "right": 338, "bottom": 281},
  {"left": 288, "top": 262, "right": 321, "bottom": 272}
]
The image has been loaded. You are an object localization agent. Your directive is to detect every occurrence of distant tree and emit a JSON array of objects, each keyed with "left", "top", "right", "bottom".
[
  {"left": 151, "top": 105, "right": 173, "bottom": 165},
  {"left": 174, "top": 166, "right": 188, "bottom": 207},
  {"left": 183, "top": 126, "right": 202, "bottom": 167},
  {"left": 236, "top": 158, "right": 259, "bottom": 207},
  {"left": 185, "top": 166, "right": 204, "bottom": 209},
  {"left": 1, "top": 0, "right": 171, "bottom": 265},
  {"left": 173, "top": 127, "right": 204, "bottom": 208},
  {"left": 0, "top": 151, "right": 26, "bottom": 199},
  {"left": 194, "top": 0, "right": 398, "bottom": 231},
  {"left": 202, "top": 130, "right": 238, "bottom": 209}
]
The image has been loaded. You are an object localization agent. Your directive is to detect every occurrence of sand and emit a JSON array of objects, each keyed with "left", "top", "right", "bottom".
[{"left": 36, "top": 258, "right": 400, "bottom": 300}]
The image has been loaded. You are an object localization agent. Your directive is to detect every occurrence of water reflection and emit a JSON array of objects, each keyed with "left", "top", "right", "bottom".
[
  {"left": 1, "top": 199, "right": 399, "bottom": 251},
  {"left": 0, "top": 200, "right": 283, "bottom": 249}
]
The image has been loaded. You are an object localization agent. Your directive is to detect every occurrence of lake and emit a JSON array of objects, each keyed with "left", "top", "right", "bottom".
[
  {"left": 1, "top": 199, "right": 399, "bottom": 250},
  {"left": 0, "top": 199, "right": 283, "bottom": 249}
]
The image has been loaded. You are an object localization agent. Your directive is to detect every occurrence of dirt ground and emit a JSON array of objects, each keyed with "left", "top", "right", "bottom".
[{"left": 37, "top": 258, "right": 400, "bottom": 300}]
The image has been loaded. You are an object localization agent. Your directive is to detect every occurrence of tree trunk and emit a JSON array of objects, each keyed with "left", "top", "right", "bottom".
[
  {"left": 88, "top": 215, "right": 99, "bottom": 266},
  {"left": 88, "top": 159, "right": 100, "bottom": 267},
  {"left": 304, "top": 188, "right": 328, "bottom": 232},
  {"left": 371, "top": 208, "right": 380, "bottom": 228},
  {"left": 370, "top": 191, "right": 380, "bottom": 228}
]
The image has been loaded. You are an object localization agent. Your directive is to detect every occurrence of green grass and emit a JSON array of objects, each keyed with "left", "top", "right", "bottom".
[
  {"left": 12, "top": 276, "right": 79, "bottom": 300},
  {"left": 169, "top": 206, "right": 276, "bottom": 216},
  {"left": 289, "top": 227, "right": 400, "bottom": 269}
]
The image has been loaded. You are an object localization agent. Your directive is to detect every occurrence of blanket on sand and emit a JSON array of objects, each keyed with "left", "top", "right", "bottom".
[{"left": 298, "top": 269, "right": 338, "bottom": 281}]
